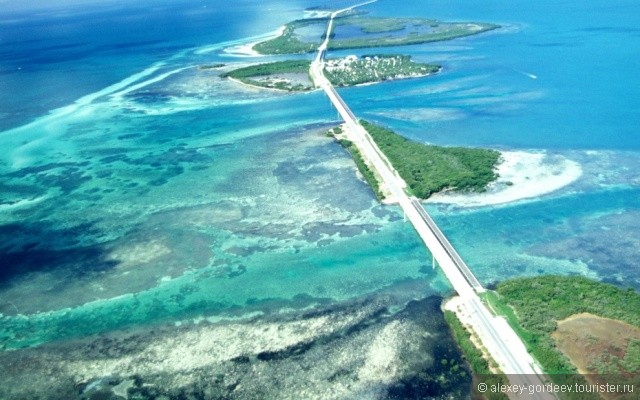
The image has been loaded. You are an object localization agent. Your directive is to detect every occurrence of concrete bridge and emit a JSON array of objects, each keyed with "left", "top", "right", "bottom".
[{"left": 309, "top": 3, "right": 554, "bottom": 398}]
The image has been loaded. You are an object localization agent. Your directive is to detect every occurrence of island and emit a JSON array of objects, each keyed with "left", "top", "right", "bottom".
[
  {"left": 197, "top": 63, "right": 226, "bottom": 70},
  {"left": 323, "top": 54, "right": 440, "bottom": 87},
  {"left": 328, "top": 121, "right": 501, "bottom": 201},
  {"left": 221, "top": 60, "right": 313, "bottom": 91},
  {"left": 253, "top": 16, "right": 499, "bottom": 55},
  {"left": 220, "top": 55, "right": 440, "bottom": 92},
  {"left": 449, "top": 276, "right": 640, "bottom": 399}
]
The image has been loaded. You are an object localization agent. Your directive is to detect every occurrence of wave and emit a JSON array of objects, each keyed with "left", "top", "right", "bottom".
[{"left": 108, "top": 66, "right": 191, "bottom": 100}]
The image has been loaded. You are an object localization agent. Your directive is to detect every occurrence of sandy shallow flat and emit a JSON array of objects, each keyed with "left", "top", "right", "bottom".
[{"left": 426, "top": 150, "right": 582, "bottom": 207}]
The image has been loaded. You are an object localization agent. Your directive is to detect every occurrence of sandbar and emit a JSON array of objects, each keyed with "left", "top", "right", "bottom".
[
  {"left": 223, "top": 26, "right": 286, "bottom": 57},
  {"left": 426, "top": 151, "right": 582, "bottom": 207}
]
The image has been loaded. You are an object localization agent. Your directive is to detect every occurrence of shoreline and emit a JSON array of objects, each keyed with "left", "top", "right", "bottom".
[
  {"left": 425, "top": 150, "right": 582, "bottom": 207},
  {"left": 226, "top": 76, "right": 289, "bottom": 93},
  {"left": 349, "top": 68, "right": 441, "bottom": 88},
  {"left": 331, "top": 124, "right": 400, "bottom": 203},
  {"left": 222, "top": 26, "right": 286, "bottom": 57},
  {"left": 442, "top": 296, "right": 504, "bottom": 376},
  {"left": 331, "top": 121, "right": 582, "bottom": 208},
  {"left": 226, "top": 76, "right": 320, "bottom": 94},
  {"left": 225, "top": 70, "right": 441, "bottom": 95}
]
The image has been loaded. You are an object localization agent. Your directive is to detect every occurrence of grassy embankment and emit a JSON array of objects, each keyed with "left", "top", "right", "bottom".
[
  {"left": 444, "top": 311, "right": 509, "bottom": 400},
  {"left": 483, "top": 276, "right": 640, "bottom": 399},
  {"left": 327, "top": 127, "right": 384, "bottom": 201},
  {"left": 254, "top": 16, "right": 499, "bottom": 55},
  {"left": 360, "top": 121, "right": 500, "bottom": 199}
]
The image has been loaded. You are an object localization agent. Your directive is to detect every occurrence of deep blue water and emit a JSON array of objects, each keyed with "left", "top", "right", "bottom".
[
  {"left": 348, "top": 0, "right": 640, "bottom": 150},
  {"left": 0, "top": 0, "right": 638, "bottom": 397},
  {"left": 0, "top": 0, "right": 303, "bottom": 131}
]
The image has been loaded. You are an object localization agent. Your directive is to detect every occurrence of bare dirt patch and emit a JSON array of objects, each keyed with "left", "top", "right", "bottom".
[{"left": 553, "top": 312, "right": 640, "bottom": 398}]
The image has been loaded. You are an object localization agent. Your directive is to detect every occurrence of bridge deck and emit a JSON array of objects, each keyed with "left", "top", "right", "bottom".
[{"left": 309, "top": 3, "right": 553, "bottom": 397}]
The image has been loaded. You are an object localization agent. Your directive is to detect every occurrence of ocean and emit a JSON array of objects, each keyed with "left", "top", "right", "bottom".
[{"left": 0, "top": 0, "right": 638, "bottom": 398}]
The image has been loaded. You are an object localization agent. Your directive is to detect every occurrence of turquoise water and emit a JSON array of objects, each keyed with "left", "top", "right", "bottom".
[{"left": 0, "top": 0, "right": 639, "bottom": 397}]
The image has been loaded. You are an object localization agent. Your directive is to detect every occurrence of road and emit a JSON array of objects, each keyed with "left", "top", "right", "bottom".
[
  {"left": 410, "top": 197, "right": 483, "bottom": 291},
  {"left": 309, "top": 3, "right": 555, "bottom": 399}
]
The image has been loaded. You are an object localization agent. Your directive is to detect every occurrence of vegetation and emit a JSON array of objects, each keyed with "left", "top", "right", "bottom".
[
  {"left": 253, "top": 16, "right": 499, "bottom": 55},
  {"left": 325, "top": 126, "right": 343, "bottom": 138},
  {"left": 330, "top": 18, "right": 499, "bottom": 51},
  {"left": 481, "top": 291, "right": 537, "bottom": 346},
  {"left": 220, "top": 60, "right": 313, "bottom": 91},
  {"left": 622, "top": 340, "right": 640, "bottom": 373},
  {"left": 444, "top": 311, "right": 509, "bottom": 400},
  {"left": 223, "top": 55, "right": 439, "bottom": 91},
  {"left": 198, "top": 63, "right": 225, "bottom": 70},
  {"left": 354, "top": 17, "right": 410, "bottom": 34},
  {"left": 328, "top": 129, "right": 384, "bottom": 201},
  {"left": 323, "top": 55, "right": 440, "bottom": 87},
  {"left": 340, "top": 140, "right": 385, "bottom": 201},
  {"left": 360, "top": 120, "right": 500, "bottom": 198},
  {"left": 496, "top": 276, "right": 640, "bottom": 347},
  {"left": 590, "top": 339, "right": 640, "bottom": 375},
  {"left": 221, "top": 60, "right": 310, "bottom": 79},
  {"left": 253, "top": 19, "right": 325, "bottom": 55},
  {"left": 487, "top": 276, "right": 640, "bottom": 399}
]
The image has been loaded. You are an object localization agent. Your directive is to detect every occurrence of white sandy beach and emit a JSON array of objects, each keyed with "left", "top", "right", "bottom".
[
  {"left": 222, "top": 26, "right": 286, "bottom": 57},
  {"left": 426, "top": 150, "right": 582, "bottom": 207}
]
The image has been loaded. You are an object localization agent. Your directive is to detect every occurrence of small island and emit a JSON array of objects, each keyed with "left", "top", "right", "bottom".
[
  {"left": 253, "top": 16, "right": 499, "bottom": 55},
  {"left": 328, "top": 121, "right": 501, "bottom": 201},
  {"left": 221, "top": 55, "right": 440, "bottom": 92},
  {"left": 221, "top": 60, "right": 313, "bottom": 91},
  {"left": 197, "top": 63, "right": 226, "bottom": 70}
]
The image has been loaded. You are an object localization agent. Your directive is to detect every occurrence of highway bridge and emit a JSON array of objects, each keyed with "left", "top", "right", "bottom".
[
  {"left": 410, "top": 197, "right": 484, "bottom": 291},
  {"left": 310, "top": 3, "right": 554, "bottom": 398}
]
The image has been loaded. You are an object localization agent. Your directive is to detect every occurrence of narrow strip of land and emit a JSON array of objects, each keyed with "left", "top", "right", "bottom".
[{"left": 310, "top": 3, "right": 554, "bottom": 399}]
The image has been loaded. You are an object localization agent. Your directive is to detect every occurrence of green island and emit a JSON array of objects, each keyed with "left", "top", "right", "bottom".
[
  {"left": 253, "top": 16, "right": 499, "bottom": 55},
  {"left": 360, "top": 121, "right": 500, "bottom": 199},
  {"left": 253, "top": 18, "right": 325, "bottom": 55},
  {"left": 327, "top": 122, "right": 500, "bottom": 200},
  {"left": 197, "top": 63, "right": 226, "bottom": 70},
  {"left": 220, "top": 60, "right": 314, "bottom": 91},
  {"left": 480, "top": 276, "right": 640, "bottom": 399},
  {"left": 221, "top": 55, "right": 439, "bottom": 91}
]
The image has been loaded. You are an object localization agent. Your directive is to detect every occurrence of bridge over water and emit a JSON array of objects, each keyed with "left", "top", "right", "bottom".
[{"left": 309, "top": 3, "right": 554, "bottom": 398}]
